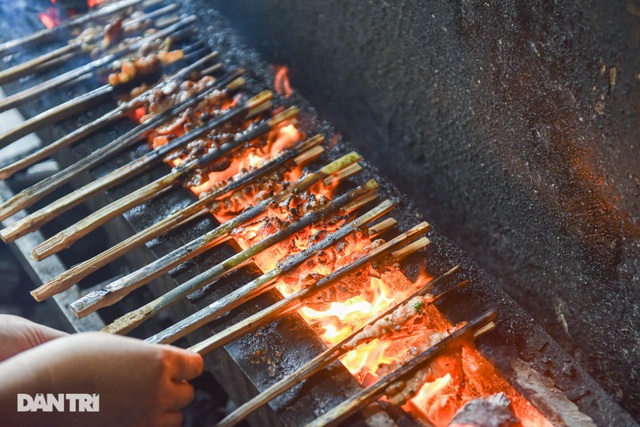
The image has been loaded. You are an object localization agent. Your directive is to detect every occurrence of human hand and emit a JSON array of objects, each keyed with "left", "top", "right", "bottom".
[
  {"left": 0, "top": 314, "right": 67, "bottom": 362},
  {"left": 0, "top": 332, "right": 203, "bottom": 427}
]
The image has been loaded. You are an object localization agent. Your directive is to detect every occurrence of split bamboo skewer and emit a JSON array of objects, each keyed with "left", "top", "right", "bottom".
[
  {"left": 24, "top": 11, "right": 191, "bottom": 83},
  {"left": 144, "top": 200, "right": 397, "bottom": 344},
  {"left": 0, "top": 50, "right": 220, "bottom": 181},
  {"left": 70, "top": 152, "right": 362, "bottom": 317},
  {"left": 103, "top": 180, "right": 378, "bottom": 335},
  {"left": 0, "top": 0, "right": 147, "bottom": 55},
  {"left": 367, "top": 218, "right": 397, "bottom": 238},
  {"left": 30, "top": 89, "right": 274, "bottom": 258},
  {"left": 0, "top": 3, "right": 179, "bottom": 85},
  {"left": 0, "top": 37, "right": 207, "bottom": 149},
  {"left": 0, "top": 85, "right": 113, "bottom": 150},
  {"left": 0, "top": 16, "right": 196, "bottom": 114},
  {"left": 30, "top": 127, "right": 319, "bottom": 302},
  {"left": 218, "top": 268, "right": 462, "bottom": 427},
  {"left": 0, "top": 62, "right": 236, "bottom": 223},
  {"left": 0, "top": 44, "right": 79, "bottom": 85},
  {"left": 185, "top": 222, "right": 431, "bottom": 355},
  {"left": 0, "top": 15, "right": 192, "bottom": 113},
  {"left": 0, "top": 75, "right": 248, "bottom": 244},
  {"left": 6, "top": 12, "right": 190, "bottom": 86},
  {"left": 304, "top": 310, "right": 497, "bottom": 427}
]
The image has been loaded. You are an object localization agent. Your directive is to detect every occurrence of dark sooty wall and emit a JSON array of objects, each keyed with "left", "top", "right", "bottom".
[{"left": 205, "top": 0, "right": 640, "bottom": 419}]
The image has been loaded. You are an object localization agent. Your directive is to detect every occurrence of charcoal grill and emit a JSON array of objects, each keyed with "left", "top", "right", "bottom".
[{"left": 0, "top": 1, "right": 637, "bottom": 426}]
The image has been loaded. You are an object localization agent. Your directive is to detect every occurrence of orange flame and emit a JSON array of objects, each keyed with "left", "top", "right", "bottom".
[
  {"left": 137, "top": 74, "right": 549, "bottom": 427},
  {"left": 274, "top": 66, "right": 293, "bottom": 98},
  {"left": 87, "top": 0, "right": 105, "bottom": 7},
  {"left": 39, "top": 7, "right": 61, "bottom": 29}
]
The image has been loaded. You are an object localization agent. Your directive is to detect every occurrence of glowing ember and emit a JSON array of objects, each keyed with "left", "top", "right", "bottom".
[
  {"left": 128, "top": 107, "right": 146, "bottom": 122},
  {"left": 39, "top": 7, "right": 62, "bottom": 29},
  {"left": 274, "top": 66, "right": 293, "bottom": 98},
  {"left": 87, "top": 0, "right": 105, "bottom": 8},
  {"left": 135, "top": 70, "right": 549, "bottom": 427}
]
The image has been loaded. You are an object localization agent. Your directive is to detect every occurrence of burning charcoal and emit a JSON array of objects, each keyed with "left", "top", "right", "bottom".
[
  {"left": 449, "top": 393, "right": 521, "bottom": 427},
  {"left": 343, "top": 295, "right": 435, "bottom": 350}
]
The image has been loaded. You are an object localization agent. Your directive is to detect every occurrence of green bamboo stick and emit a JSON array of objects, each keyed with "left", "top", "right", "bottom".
[
  {"left": 30, "top": 89, "right": 272, "bottom": 259},
  {"left": 103, "top": 179, "right": 378, "bottom": 335},
  {"left": 218, "top": 268, "right": 462, "bottom": 427},
  {"left": 185, "top": 221, "right": 431, "bottom": 355},
  {"left": 145, "top": 200, "right": 396, "bottom": 345},
  {"left": 304, "top": 310, "right": 497, "bottom": 427},
  {"left": 30, "top": 131, "right": 318, "bottom": 302},
  {"left": 70, "top": 152, "right": 362, "bottom": 317}
]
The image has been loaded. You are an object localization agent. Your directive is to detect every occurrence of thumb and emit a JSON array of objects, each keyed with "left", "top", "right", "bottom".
[{"left": 161, "top": 345, "right": 204, "bottom": 381}]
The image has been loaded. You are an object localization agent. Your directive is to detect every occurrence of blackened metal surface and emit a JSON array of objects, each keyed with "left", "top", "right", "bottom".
[{"left": 198, "top": 0, "right": 640, "bottom": 421}]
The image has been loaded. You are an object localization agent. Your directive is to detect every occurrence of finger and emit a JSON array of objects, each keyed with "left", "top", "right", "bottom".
[
  {"left": 167, "top": 381, "right": 195, "bottom": 411},
  {"left": 32, "top": 323, "right": 68, "bottom": 343},
  {"left": 157, "top": 411, "right": 183, "bottom": 427},
  {"left": 162, "top": 346, "right": 203, "bottom": 381}
]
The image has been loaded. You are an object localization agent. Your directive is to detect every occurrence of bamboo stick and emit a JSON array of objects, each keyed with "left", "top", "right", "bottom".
[
  {"left": 0, "top": 76, "right": 246, "bottom": 244},
  {"left": 0, "top": 0, "right": 146, "bottom": 55},
  {"left": 0, "top": 16, "right": 196, "bottom": 114},
  {"left": 30, "top": 136, "right": 323, "bottom": 302},
  {"left": 366, "top": 218, "right": 397, "bottom": 238},
  {"left": 70, "top": 152, "right": 362, "bottom": 317},
  {"left": 185, "top": 222, "right": 431, "bottom": 355},
  {"left": 144, "top": 200, "right": 396, "bottom": 345},
  {"left": 103, "top": 180, "right": 377, "bottom": 335},
  {"left": 304, "top": 310, "right": 497, "bottom": 427},
  {"left": 294, "top": 145, "right": 324, "bottom": 166},
  {"left": 29, "top": 89, "right": 272, "bottom": 259},
  {"left": 28, "top": 7, "right": 184, "bottom": 78},
  {"left": 0, "top": 3, "right": 179, "bottom": 85},
  {"left": 342, "top": 190, "right": 378, "bottom": 214},
  {"left": 0, "top": 44, "right": 79, "bottom": 85},
  {"left": 392, "top": 236, "right": 430, "bottom": 261},
  {"left": 0, "top": 61, "right": 234, "bottom": 223},
  {"left": 322, "top": 163, "right": 362, "bottom": 186},
  {"left": 217, "top": 269, "right": 462, "bottom": 427},
  {"left": 0, "top": 85, "right": 113, "bottom": 150},
  {"left": 0, "top": 51, "right": 220, "bottom": 181}
]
